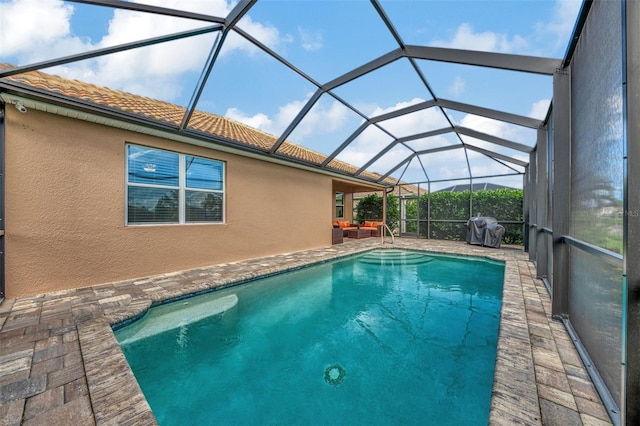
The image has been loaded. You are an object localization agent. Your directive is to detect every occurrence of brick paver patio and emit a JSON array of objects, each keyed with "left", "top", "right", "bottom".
[{"left": 0, "top": 239, "right": 613, "bottom": 425}]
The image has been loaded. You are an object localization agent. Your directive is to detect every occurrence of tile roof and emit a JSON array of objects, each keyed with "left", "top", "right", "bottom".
[
  {"left": 0, "top": 64, "right": 385, "bottom": 183},
  {"left": 355, "top": 183, "right": 425, "bottom": 198}
]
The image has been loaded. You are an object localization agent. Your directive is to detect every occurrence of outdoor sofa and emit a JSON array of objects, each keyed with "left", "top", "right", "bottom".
[
  {"left": 333, "top": 220, "right": 384, "bottom": 237},
  {"left": 359, "top": 221, "right": 384, "bottom": 237},
  {"left": 333, "top": 220, "right": 359, "bottom": 236}
]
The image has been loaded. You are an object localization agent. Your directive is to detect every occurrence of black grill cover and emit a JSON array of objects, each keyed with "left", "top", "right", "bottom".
[{"left": 465, "top": 217, "right": 505, "bottom": 248}]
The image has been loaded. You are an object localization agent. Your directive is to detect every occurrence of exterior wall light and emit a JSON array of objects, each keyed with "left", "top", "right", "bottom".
[{"left": 14, "top": 101, "right": 27, "bottom": 113}]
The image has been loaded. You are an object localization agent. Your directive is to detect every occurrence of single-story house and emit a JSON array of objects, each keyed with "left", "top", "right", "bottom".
[{"left": 0, "top": 64, "right": 385, "bottom": 298}]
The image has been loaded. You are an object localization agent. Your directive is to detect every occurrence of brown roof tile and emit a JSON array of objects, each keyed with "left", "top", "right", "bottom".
[{"left": 1, "top": 63, "right": 394, "bottom": 186}]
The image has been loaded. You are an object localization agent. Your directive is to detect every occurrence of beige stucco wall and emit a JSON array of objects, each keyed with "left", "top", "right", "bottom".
[{"left": 4, "top": 108, "right": 334, "bottom": 298}]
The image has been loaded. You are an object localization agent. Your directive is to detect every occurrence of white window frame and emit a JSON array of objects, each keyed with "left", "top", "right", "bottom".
[
  {"left": 335, "top": 192, "right": 345, "bottom": 219},
  {"left": 126, "top": 144, "right": 225, "bottom": 225}
]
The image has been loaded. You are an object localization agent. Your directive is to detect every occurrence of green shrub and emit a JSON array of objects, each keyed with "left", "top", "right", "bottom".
[
  {"left": 357, "top": 189, "right": 524, "bottom": 245},
  {"left": 421, "top": 191, "right": 471, "bottom": 220},
  {"left": 413, "top": 189, "right": 523, "bottom": 244},
  {"left": 355, "top": 193, "right": 400, "bottom": 231},
  {"left": 472, "top": 188, "right": 524, "bottom": 222}
]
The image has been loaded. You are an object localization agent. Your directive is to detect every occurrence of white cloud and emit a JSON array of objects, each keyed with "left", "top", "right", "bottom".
[
  {"left": 467, "top": 148, "right": 527, "bottom": 173},
  {"left": 369, "top": 98, "right": 424, "bottom": 117},
  {"left": 419, "top": 148, "right": 469, "bottom": 181},
  {"left": 226, "top": 108, "right": 273, "bottom": 130},
  {"left": 0, "top": 0, "right": 283, "bottom": 100},
  {"left": 288, "top": 98, "right": 353, "bottom": 141},
  {"left": 225, "top": 93, "right": 351, "bottom": 141},
  {"left": 529, "top": 99, "right": 551, "bottom": 120},
  {"left": 335, "top": 98, "right": 524, "bottom": 183},
  {"left": 460, "top": 114, "right": 509, "bottom": 140},
  {"left": 426, "top": 1, "right": 580, "bottom": 59},
  {"left": 0, "top": 0, "right": 87, "bottom": 61},
  {"left": 444, "top": 98, "right": 546, "bottom": 180},
  {"left": 231, "top": 13, "right": 282, "bottom": 55},
  {"left": 448, "top": 76, "right": 465, "bottom": 97},
  {"left": 421, "top": 111, "right": 527, "bottom": 183},
  {"left": 431, "top": 1, "right": 581, "bottom": 57},
  {"left": 430, "top": 23, "right": 528, "bottom": 53},
  {"left": 458, "top": 113, "right": 536, "bottom": 146},
  {"left": 297, "top": 27, "right": 323, "bottom": 51},
  {"left": 337, "top": 98, "right": 453, "bottom": 173},
  {"left": 343, "top": 127, "right": 405, "bottom": 168},
  {"left": 535, "top": 0, "right": 583, "bottom": 49},
  {"left": 88, "top": 0, "right": 282, "bottom": 98},
  {"left": 377, "top": 107, "right": 450, "bottom": 140}
]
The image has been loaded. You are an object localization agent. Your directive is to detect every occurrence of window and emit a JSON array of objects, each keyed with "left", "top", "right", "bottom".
[
  {"left": 126, "top": 144, "right": 224, "bottom": 224},
  {"left": 335, "top": 192, "right": 344, "bottom": 218}
]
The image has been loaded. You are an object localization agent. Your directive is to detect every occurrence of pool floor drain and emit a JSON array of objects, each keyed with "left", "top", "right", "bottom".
[{"left": 324, "top": 364, "right": 346, "bottom": 386}]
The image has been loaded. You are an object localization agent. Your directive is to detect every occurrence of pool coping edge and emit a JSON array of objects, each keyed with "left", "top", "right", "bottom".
[{"left": 88, "top": 242, "right": 535, "bottom": 425}]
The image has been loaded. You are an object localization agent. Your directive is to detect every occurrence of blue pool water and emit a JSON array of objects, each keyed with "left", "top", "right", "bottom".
[{"left": 115, "top": 250, "right": 505, "bottom": 425}]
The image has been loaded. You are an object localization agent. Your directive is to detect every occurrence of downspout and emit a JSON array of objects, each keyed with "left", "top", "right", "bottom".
[{"left": 382, "top": 188, "right": 387, "bottom": 225}]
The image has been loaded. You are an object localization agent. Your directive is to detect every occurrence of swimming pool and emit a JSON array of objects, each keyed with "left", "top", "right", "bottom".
[{"left": 115, "top": 249, "right": 505, "bottom": 425}]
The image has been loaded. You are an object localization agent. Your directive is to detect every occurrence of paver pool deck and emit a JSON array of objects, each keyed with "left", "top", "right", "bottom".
[{"left": 0, "top": 238, "right": 614, "bottom": 425}]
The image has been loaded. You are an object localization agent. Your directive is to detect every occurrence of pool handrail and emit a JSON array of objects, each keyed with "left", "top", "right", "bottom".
[{"left": 381, "top": 223, "right": 395, "bottom": 245}]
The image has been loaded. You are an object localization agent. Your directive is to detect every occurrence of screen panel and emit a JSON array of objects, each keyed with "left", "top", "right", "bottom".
[
  {"left": 567, "top": 0, "right": 623, "bottom": 409},
  {"left": 568, "top": 247, "right": 622, "bottom": 407}
]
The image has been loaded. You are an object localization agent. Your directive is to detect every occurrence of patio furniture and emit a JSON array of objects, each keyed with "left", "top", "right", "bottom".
[
  {"left": 465, "top": 216, "right": 505, "bottom": 248},
  {"left": 333, "top": 220, "right": 359, "bottom": 236},
  {"left": 359, "top": 220, "right": 384, "bottom": 237},
  {"left": 347, "top": 229, "right": 371, "bottom": 239},
  {"left": 332, "top": 227, "right": 343, "bottom": 244}
]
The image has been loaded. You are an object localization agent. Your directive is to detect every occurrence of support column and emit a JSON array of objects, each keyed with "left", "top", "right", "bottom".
[
  {"left": 382, "top": 189, "right": 387, "bottom": 228},
  {"left": 546, "top": 123, "right": 554, "bottom": 289},
  {"left": 551, "top": 66, "right": 571, "bottom": 318},
  {"left": 523, "top": 167, "right": 530, "bottom": 252},
  {"left": 469, "top": 177, "right": 473, "bottom": 218},
  {"left": 623, "top": 0, "right": 640, "bottom": 423},
  {"left": 0, "top": 101, "right": 4, "bottom": 299},
  {"left": 528, "top": 151, "right": 537, "bottom": 262},
  {"left": 535, "top": 128, "right": 549, "bottom": 278},
  {"left": 427, "top": 183, "right": 431, "bottom": 239}
]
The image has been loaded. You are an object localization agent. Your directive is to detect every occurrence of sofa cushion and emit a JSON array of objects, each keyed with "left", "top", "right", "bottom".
[{"left": 362, "top": 221, "right": 382, "bottom": 228}]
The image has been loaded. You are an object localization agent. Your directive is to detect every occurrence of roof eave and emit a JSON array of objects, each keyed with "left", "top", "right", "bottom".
[{"left": 0, "top": 87, "right": 389, "bottom": 190}]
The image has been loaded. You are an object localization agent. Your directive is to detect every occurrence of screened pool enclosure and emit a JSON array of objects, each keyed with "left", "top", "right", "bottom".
[{"left": 0, "top": 0, "right": 638, "bottom": 424}]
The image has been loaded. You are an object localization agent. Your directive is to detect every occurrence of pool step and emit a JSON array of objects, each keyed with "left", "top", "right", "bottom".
[
  {"left": 359, "top": 251, "right": 434, "bottom": 266},
  {"left": 117, "top": 294, "right": 238, "bottom": 345}
]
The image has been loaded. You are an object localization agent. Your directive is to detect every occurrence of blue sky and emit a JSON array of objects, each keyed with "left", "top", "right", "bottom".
[{"left": 0, "top": 0, "right": 583, "bottom": 188}]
